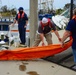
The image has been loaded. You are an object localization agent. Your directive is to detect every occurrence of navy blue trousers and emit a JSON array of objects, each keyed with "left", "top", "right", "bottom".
[{"left": 18, "top": 26, "right": 26, "bottom": 44}]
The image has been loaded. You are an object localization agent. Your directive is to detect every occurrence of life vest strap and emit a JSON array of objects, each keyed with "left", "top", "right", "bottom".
[
  {"left": 18, "top": 12, "right": 25, "bottom": 19},
  {"left": 41, "top": 19, "right": 52, "bottom": 29}
]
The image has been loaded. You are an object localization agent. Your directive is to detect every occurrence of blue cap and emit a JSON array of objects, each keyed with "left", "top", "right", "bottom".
[{"left": 18, "top": 7, "right": 24, "bottom": 11}]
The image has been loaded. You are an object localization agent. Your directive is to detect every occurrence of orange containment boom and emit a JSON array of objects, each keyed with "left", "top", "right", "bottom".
[{"left": 0, "top": 39, "right": 72, "bottom": 60}]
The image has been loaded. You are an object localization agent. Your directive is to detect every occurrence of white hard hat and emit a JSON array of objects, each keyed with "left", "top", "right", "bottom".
[
  {"left": 42, "top": 17, "right": 48, "bottom": 23},
  {"left": 1, "top": 32, "right": 4, "bottom": 35}
]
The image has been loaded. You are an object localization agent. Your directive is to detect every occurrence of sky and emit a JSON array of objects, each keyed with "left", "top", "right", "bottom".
[
  {"left": 1, "top": 0, "right": 30, "bottom": 9},
  {"left": 53, "top": 0, "right": 70, "bottom": 9},
  {"left": 1, "top": 0, "right": 70, "bottom": 10}
]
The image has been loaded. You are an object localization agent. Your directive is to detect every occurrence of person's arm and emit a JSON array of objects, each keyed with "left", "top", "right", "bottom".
[
  {"left": 61, "top": 30, "right": 71, "bottom": 44},
  {"left": 38, "top": 23, "right": 45, "bottom": 46},
  {"left": 12, "top": 19, "right": 17, "bottom": 25},
  {"left": 9, "top": 19, "right": 17, "bottom": 28},
  {"left": 40, "top": 33, "right": 44, "bottom": 44},
  {"left": 24, "top": 13, "right": 28, "bottom": 28},
  {"left": 24, "top": 20, "right": 28, "bottom": 28},
  {"left": 51, "top": 20, "right": 61, "bottom": 41},
  {"left": 11, "top": 14, "right": 18, "bottom": 26},
  {"left": 26, "top": 20, "right": 28, "bottom": 25},
  {"left": 54, "top": 30, "right": 61, "bottom": 42},
  {"left": 61, "top": 20, "right": 72, "bottom": 46}
]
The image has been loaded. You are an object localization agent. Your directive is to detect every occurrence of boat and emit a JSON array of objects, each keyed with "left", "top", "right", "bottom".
[{"left": 0, "top": 17, "right": 30, "bottom": 47}]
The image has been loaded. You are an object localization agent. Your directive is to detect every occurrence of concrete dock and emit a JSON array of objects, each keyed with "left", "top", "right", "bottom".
[{"left": 0, "top": 30, "right": 76, "bottom": 75}]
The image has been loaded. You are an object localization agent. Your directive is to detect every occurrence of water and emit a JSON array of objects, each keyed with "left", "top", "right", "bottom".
[{"left": 24, "top": 9, "right": 29, "bottom": 17}]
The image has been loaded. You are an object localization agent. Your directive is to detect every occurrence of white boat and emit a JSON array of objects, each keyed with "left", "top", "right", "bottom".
[
  {"left": 52, "top": 15, "right": 69, "bottom": 29},
  {"left": 0, "top": 18, "right": 30, "bottom": 47},
  {"left": 52, "top": 9, "right": 69, "bottom": 29}
]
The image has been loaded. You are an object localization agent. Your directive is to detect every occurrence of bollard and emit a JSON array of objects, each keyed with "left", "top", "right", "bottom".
[{"left": 26, "top": 36, "right": 30, "bottom": 47}]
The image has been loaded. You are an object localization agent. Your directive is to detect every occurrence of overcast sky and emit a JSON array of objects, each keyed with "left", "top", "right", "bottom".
[
  {"left": 1, "top": 0, "right": 70, "bottom": 10},
  {"left": 53, "top": 0, "right": 70, "bottom": 9}
]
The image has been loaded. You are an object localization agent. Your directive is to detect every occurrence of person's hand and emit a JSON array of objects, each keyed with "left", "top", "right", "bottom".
[
  {"left": 58, "top": 37, "right": 61, "bottom": 42},
  {"left": 12, "top": 23, "right": 15, "bottom": 27},
  {"left": 60, "top": 41, "right": 64, "bottom": 48},
  {"left": 59, "top": 38, "right": 64, "bottom": 47},
  {"left": 42, "top": 42, "right": 45, "bottom": 46},
  {"left": 24, "top": 25, "right": 26, "bottom": 28},
  {"left": 9, "top": 24, "right": 14, "bottom": 30},
  {"left": 9, "top": 23, "right": 14, "bottom": 27}
]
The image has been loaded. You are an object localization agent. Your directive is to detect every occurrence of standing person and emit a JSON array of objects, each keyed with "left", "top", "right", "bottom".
[
  {"left": 32, "top": 17, "right": 61, "bottom": 47},
  {"left": 61, "top": 8, "right": 76, "bottom": 65},
  {"left": 12, "top": 7, "right": 28, "bottom": 46}
]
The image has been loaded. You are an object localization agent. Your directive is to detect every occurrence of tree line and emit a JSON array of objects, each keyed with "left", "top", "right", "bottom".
[
  {"left": 0, "top": 5, "right": 17, "bottom": 17},
  {"left": 0, "top": 3, "right": 74, "bottom": 17},
  {"left": 38, "top": 3, "right": 71, "bottom": 15}
]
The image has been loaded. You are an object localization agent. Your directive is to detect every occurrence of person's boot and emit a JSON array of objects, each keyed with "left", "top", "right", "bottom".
[{"left": 19, "top": 43, "right": 27, "bottom": 47}]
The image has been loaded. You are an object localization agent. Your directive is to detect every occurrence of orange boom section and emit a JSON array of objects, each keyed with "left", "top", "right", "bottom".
[{"left": 0, "top": 39, "right": 72, "bottom": 60}]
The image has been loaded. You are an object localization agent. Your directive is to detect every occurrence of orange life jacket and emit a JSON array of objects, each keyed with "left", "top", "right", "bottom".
[
  {"left": 72, "top": 15, "right": 76, "bottom": 21},
  {"left": 18, "top": 12, "right": 25, "bottom": 19},
  {"left": 40, "top": 19, "right": 52, "bottom": 29}
]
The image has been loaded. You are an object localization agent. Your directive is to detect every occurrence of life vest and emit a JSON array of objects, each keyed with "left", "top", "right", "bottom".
[
  {"left": 72, "top": 15, "right": 76, "bottom": 21},
  {"left": 40, "top": 19, "right": 52, "bottom": 29},
  {"left": 18, "top": 12, "right": 25, "bottom": 19}
]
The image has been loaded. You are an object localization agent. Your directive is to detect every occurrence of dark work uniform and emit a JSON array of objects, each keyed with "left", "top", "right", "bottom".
[
  {"left": 66, "top": 19, "right": 76, "bottom": 63},
  {"left": 15, "top": 12, "right": 28, "bottom": 44},
  {"left": 66, "top": 19, "right": 76, "bottom": 49}
]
